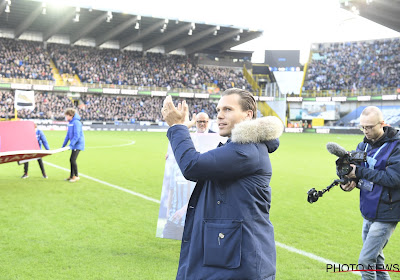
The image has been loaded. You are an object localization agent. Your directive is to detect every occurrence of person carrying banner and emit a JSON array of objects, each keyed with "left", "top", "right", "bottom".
[
  {"left": 62, "top": 108, "right": 85, "bottom": 183},
  {"left": 21, "top": 124, "right": 49, "bottom": 179}
]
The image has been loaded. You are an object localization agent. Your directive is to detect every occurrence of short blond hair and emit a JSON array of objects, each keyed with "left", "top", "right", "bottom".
[
  {"left": 361, "top": 106, "right": 383, "bottom": 121},
  {"left": 65, "top": 108, "right": 76, "bottom": 117}
]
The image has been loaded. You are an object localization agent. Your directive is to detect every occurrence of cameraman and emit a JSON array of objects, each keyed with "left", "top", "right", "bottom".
[{"left": 341, "top": 106, "right": 400, "bottom": 280}]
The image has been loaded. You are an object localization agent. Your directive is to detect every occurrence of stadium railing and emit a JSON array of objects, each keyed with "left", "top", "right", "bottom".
[
  {"left": 301, "top": 87, "right": 400, "bottom": 97},
  {"left": 0, "top": 77, "right": 55, "bottom": 85}
]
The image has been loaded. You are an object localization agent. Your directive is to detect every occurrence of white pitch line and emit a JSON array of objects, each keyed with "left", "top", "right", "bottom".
[
  {"left": 43, "top": 160, "right": 360, "bottom": 275},
  {"left": 43, "top": 161, "right": 160, "bottom": 204},
  {"left": 275, "top": 242, "right": 361, "bottom": 276},
  {"left": 86, "top": 140, "right": 136, "bottom": 149}
]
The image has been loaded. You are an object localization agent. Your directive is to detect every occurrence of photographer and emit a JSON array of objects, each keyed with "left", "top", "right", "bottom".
[{"left": 341, "top": 106, "right": 400, "bottom": 280}]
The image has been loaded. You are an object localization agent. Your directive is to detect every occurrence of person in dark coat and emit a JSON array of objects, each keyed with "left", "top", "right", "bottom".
[
  {"left": 62, "top": 108, "right": 85, "bottom": 183},
  {"left": 341, "top": 106, "right": 400, "bottom": 280},
  {"left": 162, "top": 88, "right": 283, "bottom": 280},
  {"left": 21, "top": 123, "right": 50, "bottom": 179}
]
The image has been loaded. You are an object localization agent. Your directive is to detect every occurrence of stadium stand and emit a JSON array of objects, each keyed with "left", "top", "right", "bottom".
[
  {"left": 0, "top": 37, "right": 255, "bottom": 122},
  {"left": 79, "top": 95, "right": 217, "bottom": 122},
  {"left": 48, "top": 43, "right": 251, "bottom": 92},
  {"left": 0, "top": 38, "right": 53, "bottom": 81},
  {"left": 303, "top": 37, "right": 400, "bottom": 96},
  {"left": 1, "top": 91, "right": 217, "bottom": 122}
]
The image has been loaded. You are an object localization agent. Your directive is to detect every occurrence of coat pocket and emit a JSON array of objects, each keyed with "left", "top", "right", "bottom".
[{"left": 203, "top": 219, "right": 243, "bottom": 268}]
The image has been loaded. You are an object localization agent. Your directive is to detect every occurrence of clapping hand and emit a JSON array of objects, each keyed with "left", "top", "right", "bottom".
[{"left": 162, "top": 95, "right": 189, "bottom": 127}]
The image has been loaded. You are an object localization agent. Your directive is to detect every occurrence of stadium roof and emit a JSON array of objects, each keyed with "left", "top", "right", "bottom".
[
  {"left": 0, "top": 0, "right": 263, "bottom": 55},
  {"left": 339, "top": 0, "right": 400, "bottom": 33}
]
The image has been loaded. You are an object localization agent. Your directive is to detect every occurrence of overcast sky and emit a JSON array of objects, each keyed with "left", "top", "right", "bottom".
[{"left": 45, "top": 0, "right": 400, "bottom": 63}]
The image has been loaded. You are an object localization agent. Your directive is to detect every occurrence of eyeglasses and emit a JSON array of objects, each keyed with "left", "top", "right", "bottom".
[
  {"left": 196, "top": 120, "right": 208, "bottom": 124},
  {"left": 359, "top": 122, "right": 381, "bottom": 131}
]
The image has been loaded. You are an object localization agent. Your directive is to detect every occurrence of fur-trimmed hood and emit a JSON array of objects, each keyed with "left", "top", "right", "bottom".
[{"left": 231, "top": 116, "right": 284, "bottom": 152}]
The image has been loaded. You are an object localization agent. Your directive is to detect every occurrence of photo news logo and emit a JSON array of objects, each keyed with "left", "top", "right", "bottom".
[{"left": 327, "top": 263, "right": 400, "bottom": 273}]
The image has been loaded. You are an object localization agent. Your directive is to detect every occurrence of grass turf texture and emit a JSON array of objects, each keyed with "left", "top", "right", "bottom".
[{"left": 0, "top": 131, "right": 399, "bottom": 280}]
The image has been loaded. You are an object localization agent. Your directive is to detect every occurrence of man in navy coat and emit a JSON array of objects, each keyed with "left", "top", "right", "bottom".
[{"left": 162, "top": 88, "right": 283, "bottom": 280}]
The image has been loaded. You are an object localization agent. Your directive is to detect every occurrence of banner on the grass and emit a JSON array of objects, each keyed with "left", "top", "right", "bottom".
[
  {"left": 0, "top": 121, "right": 69, "bottom": 164},
  {"left": 0, "top": 147, "right": 70, "bottom": 164},
  {"left": 14, "top": 90, "right": 35, "bottom": 111},
  {"left": 156, "top": 133, "right": 226, "bottom": 240},
  {"left": 0, "top": 121, "right": 38, "bottom": 152}
]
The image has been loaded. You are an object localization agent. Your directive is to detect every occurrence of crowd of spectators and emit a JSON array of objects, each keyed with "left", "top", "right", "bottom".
[
  {"left": 0, "top": 38, "right": 251, "bottom": 122},
  {"left": 1, "top": 91, "right": 217, "bottom": 122},
  {"left": 202, "top": 65, "right": 252, "bottom": 92},
  {"left": 48, "top": 43, "right": 251, "bottom": 92},
  {"left": 1, "top": 91, "right": 72, "bottom": 120},
  {"left": 0, "top": 38, "right": 251, "bottom": 92},
  {"left": 79, "top": 95, "right": 217, "bottom": 122},
  {"left": 304, "top": 38, "right": 400, "bottom": 92},
  {"left": 0, "top": 38, "right": 53, "bottom": 81},
  {"left": 0, "top": 91, "right": 14, "bottom": 119}
]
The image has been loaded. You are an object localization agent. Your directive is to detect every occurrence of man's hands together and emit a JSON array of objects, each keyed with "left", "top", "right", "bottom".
[{"left": 162, "top": 95, "right": 195, "bottom": 128}]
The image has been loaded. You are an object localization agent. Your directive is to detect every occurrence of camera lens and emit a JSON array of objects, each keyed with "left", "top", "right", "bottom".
[{"left": 307, "top": 188, "right": 319, "bottom": 204}]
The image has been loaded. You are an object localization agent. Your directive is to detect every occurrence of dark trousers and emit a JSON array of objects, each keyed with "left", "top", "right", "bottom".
[
  {"left": 24, "top": 159, "right": 46, "bottom": 176},
  {"left": 70, "top": 149, "right": 81, "bottom": 178}
]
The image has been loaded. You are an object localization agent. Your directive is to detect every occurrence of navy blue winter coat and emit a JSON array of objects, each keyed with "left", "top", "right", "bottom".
[
  {"left": 167, "top": 117, "right": 283, "bottom": 280},
  {"left": 355, "top": 126, "right": 400, "bottom": 222},
  {"left": 62, "top": 113, "right": 85, "bottom": 151}
]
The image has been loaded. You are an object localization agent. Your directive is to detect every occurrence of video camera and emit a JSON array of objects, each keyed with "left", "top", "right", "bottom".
[{"left": 307, "top": 142, "right": 367, "bottom": 204}]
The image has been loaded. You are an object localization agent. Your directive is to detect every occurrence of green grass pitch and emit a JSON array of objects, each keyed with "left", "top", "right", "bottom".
[{"left": 0, "top": 131, "right": 399, "bottom": 280}]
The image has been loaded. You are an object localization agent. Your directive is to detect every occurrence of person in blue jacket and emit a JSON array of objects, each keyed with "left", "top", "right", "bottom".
[
  {"left": 62, "top": 108, "right": 85, "bottom": 183},
  {"left": 21, "top": 123, "right": 49, "bottom": 179},
  {"left": 162, "top": 88, "right": 283, "bottom": 280},
  {"left": 341, "top": 106, "right": 400, "bottom": 280}
]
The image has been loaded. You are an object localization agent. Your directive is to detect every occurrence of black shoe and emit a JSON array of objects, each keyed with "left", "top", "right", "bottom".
[{"left": 21, "top": 174, "right": 29, "bottom": 179}]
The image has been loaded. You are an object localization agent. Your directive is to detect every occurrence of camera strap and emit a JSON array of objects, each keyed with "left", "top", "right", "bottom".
[
  {"left": 358, "top": 143, "right": 388, "bottom": 192},
  {"left": 364, "top": 142, "right": 387, "bottom": 170}
]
